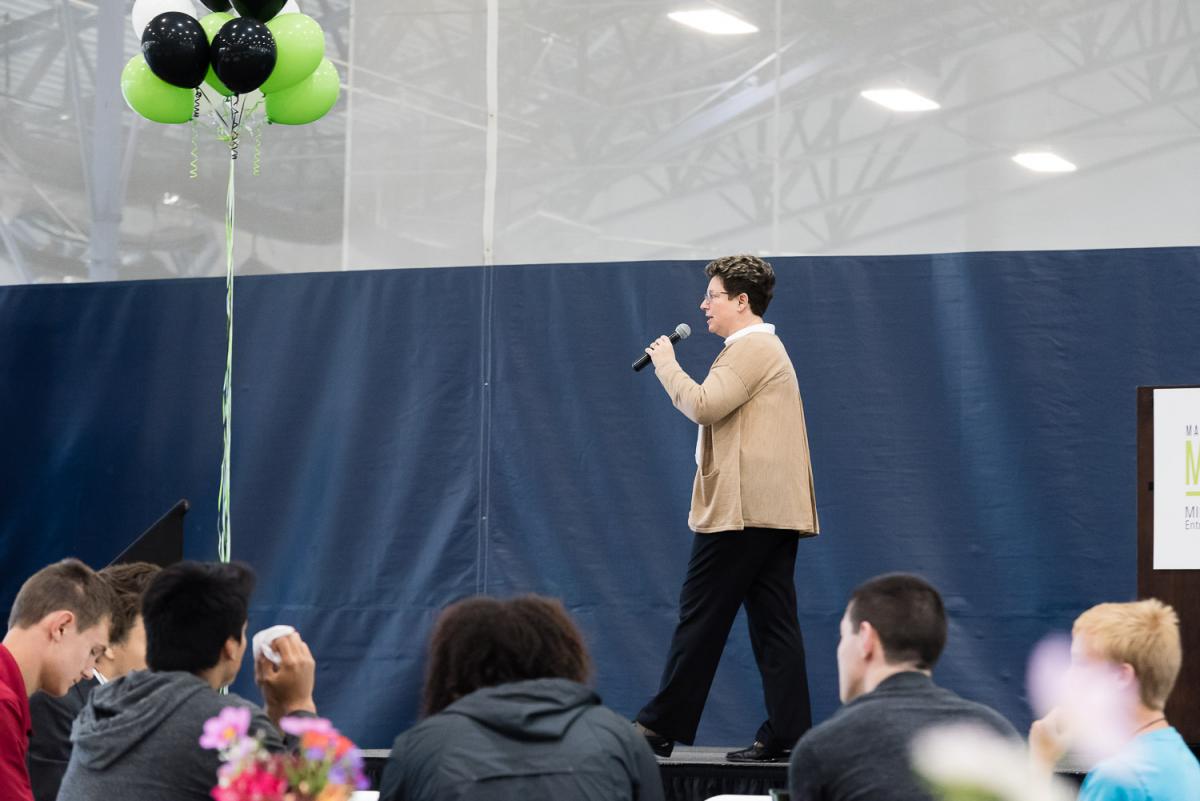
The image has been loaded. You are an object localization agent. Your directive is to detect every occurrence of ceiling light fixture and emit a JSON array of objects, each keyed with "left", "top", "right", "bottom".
[
  {"left": 1012, "top": 152, "right": 1077, "bottom": 173},
  {"left": 860, "top": 88, "right": 940, "bottom": 112},
  {"left": 668, "top": 9, "right": 758, "bottom": 35}
]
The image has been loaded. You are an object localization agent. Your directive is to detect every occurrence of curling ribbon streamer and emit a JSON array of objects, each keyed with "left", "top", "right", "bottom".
[
  {"left": 252, "top": 125, "right": 262, "bottom": 177},
  {"left": 189, "top": 122, "right": 199, "bottom": 180},
  {"left": 216, "top": 97, "right": 238, "bottom": 564},
  {"left": 190, "top": 90, "right": 200, "bottom": 179}
]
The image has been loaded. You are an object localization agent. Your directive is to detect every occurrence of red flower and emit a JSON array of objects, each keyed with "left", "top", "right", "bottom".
[{"left": 210, "top": 759, "right": 289, "bottom": 801}]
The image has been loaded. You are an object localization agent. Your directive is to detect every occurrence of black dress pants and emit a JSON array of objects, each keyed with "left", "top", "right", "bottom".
[{"left": 636, "top": 527, "right": 812, "bottom": 750}]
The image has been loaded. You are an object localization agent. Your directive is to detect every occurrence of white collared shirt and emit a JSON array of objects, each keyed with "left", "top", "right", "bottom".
[
  {"left": 723, "top": 322, "right": 775, "bottom": 345},
  {"left": 696, "top": 323, "right": 777, "bottom": 464}
]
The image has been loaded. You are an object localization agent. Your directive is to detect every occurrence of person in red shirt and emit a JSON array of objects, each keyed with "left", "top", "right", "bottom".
[{"left": 1, "top": 559, "right": 114, "bottom": 801}]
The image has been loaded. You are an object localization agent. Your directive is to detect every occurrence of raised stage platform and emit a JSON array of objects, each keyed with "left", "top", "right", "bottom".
[
  {"left": 656, "top": 747, "right": 789, "bottom": 800},
  {"left": 362, "top": 745, "right": 788, "bottom": 800},
  {"left": 361, "top": 744, "right": 1099, "bottom": 801}
]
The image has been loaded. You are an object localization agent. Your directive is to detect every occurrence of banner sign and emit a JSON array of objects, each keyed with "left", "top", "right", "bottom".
[{"left": 1154, "top": 387, "right": 1200, "bottom": 569}]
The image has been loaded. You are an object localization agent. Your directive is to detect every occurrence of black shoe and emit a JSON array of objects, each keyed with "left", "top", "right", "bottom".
[
  {"left": 634, "top": 722, "right": 675, "bottom": 758},
  {"left": 725, "top": 741, "right": 790, "bottom": 763}
]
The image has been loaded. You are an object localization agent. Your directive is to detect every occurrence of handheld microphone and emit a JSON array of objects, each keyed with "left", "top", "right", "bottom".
[{"left": 632, "top": 323, "right": 691, "bottom": 372}]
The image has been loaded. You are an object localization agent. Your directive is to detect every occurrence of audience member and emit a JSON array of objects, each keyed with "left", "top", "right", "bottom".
[
  {"left": 379, "top": 595, "right": 664, "bottom": 801},
  {"left": 1, "top": 558, "right": 115, "bottom": 801},
  {"left": 27, "top": 561, "right": 160, "bottom": 801},
  {"left": 1030, "top": 599, "right": 1200, "bottom": 800},
  {"left": 57, "top": 560, "right": 318, "bottom": 801},
  {"left": 789, "top": 573, "right": 1018, "bottom": 801}
]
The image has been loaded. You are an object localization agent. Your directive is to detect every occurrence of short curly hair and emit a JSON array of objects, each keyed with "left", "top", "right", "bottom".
[
  {"left": 421, "top": 595, "right": 592, "bottom": 716},
  {"left": 705, "top": 254, "right": 776, "bottom": 316}
]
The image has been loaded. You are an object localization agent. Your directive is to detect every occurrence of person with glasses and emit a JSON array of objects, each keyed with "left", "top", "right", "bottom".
[{"left": 635, "top": 254, "right": 819, "bottom": 763}]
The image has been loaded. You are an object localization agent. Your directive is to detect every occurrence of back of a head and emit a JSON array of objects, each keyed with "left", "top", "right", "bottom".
[
  {"left": 98, "top": 562, "right": 161, "bottom": 647},
  {"left": 848, "top": 573, "right": 947, "bottom": 670},
  {"left": 1074, "top": 598, "right": 1182, "bottom": 710},
  {"left": 142, "top": 561, "right": 255, "bottom": 674},
  {"left": 422, "top": 595, "right": 592, "bottom": 715},
  {"left": 8, "top": 558, "right": 116, "bottom": 634}
]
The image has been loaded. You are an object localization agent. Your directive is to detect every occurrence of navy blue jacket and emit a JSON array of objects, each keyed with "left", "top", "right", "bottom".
[{"left": 379, "top": 678, "right": 663, "bottom": 801}]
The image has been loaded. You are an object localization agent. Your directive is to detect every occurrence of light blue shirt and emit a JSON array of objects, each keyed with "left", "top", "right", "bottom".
[{"left": 1079, "top": 727, "right": 1200, "bottom": 801}]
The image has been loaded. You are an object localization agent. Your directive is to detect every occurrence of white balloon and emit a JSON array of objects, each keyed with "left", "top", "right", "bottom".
[
  {"left": 279, "top": 0, "right": 301, "bottom": 14},
  {"left": 131, "top": 0, "right": 199, "bottom": 40}
]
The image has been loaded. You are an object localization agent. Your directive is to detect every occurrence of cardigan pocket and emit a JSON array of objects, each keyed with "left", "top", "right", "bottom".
[
  {"left": 698, "top": 425, "right": 719, "bottom": 477},
  {"left": 695, "top": 467, "right": 721, "bottom": 507}
]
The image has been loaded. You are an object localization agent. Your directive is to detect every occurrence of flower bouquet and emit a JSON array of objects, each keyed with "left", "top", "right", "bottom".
[{"left": 200, "top": 706, "right": 369, "bottom": 801}]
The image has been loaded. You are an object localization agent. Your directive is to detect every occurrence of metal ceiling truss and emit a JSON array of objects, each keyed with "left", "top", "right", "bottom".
[{"left": 0, "top": 0, "right": 1197, "bottom": 281}]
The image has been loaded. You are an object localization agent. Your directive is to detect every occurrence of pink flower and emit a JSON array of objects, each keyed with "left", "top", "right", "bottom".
[
  {"left": 280, "top": 715, "right": 335, "bottom": 737},
  {"left": 200, "top": 706, "right": 252, "bottom": 751}
]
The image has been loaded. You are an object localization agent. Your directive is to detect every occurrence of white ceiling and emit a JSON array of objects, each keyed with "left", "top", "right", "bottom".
[{"left": 1, "top": 0, "right": 1198, "bottom": 283}]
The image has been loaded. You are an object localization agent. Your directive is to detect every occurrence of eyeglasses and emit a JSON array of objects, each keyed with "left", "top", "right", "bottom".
[{"left": 702, "top": 290, "right": 735, "bottom": 303}]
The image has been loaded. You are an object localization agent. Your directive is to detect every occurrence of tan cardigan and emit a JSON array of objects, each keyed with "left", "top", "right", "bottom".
[{"left": 655, "top": 331, "right": 819, "bottom": 534}]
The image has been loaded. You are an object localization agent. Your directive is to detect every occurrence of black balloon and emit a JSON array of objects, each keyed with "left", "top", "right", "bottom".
[
  {"left": 230, "top": 0, "right": 287, "bottom": 22},
  {"left": 211, "top": 18, "right": 277, "bottom": 94},
  {"left": 197, "top": 0, "right": 233, "bottom": 11},
  {"left": 141, "top": 12, "right": 209, "bottom": 89}
]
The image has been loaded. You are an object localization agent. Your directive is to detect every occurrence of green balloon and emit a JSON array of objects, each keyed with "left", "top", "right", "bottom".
[
  {"left": 121, "top": 55, "right": 194, "bottom": 124},
  {"left": 261, "top": 13, "right": 325, "bottom": 95},
  {"left": 199, "top": 12, "right": 235, "bottom": 97},
  {"left": 265, "top": 57, "right": 339, "bottom": 125}
]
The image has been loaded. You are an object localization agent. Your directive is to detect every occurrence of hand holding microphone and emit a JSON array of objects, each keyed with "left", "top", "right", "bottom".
[{"left": 633, "top": 323, "right": 691, "bottom": 371}]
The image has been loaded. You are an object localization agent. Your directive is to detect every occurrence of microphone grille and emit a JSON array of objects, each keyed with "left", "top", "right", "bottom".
[{"left": 675, "top": 323, "right": 692, "bottom": 340}]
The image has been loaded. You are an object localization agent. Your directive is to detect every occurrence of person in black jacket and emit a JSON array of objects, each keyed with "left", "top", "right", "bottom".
[
  {"left": 788, "top": 573, "right": 1018, "bottom": 801},
  {"left": 378, "top": 595, "right": 664, "bottom": 801}
]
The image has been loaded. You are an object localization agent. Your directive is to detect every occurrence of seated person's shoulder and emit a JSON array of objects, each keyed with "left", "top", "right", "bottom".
[
  {"left": 0, "top": 687, "right": 20, "bottom": 711},
  {"left": 0, "top": 677, "right": 21, "bottom": 708},
  {"left": 792, "top": 701, "right": 871, "bottom": 755},
  {"left": 1078, "top": 759, "right": 1148, "bottom": 801},
  {"left": 396, "top": 707, "right": 474, "bottom": 745},
  {"left": 1082, "top": 732, "right": 1200, "bottom": 801},
  {"left": 178, "top": 686, "right": 272, "bottom": 737},
  {"left": 940, "top": 693, "right": 1019, "bottom": 739}
]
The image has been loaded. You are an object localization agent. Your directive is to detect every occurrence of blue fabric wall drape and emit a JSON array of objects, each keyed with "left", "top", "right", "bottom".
[{"left": 3, "top": 247, "right": 1198, "bottom": 747}]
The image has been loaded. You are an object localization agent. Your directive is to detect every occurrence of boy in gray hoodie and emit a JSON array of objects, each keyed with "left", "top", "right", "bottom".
[{"left": 58, "top": 561, "right": 318, "bottom": 801}]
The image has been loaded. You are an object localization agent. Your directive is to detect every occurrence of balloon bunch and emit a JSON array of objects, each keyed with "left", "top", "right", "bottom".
[
  {"left": 122, "top": 0, "right": 340, "bottom": 129},
  {"left": 119, "top": 4, "right": 340, "bottom": 564}
]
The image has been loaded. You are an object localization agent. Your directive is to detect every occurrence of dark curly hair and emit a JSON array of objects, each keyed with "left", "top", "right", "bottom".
[
  {"left": 421, "top": 595, "right": 592, "bottom": 716},
  {"left": 705, "top": 253, "right": 776, "bottom": 316}
]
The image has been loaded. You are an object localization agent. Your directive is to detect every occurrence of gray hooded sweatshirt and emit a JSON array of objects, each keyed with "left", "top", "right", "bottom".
[
  {"left": 57, "top": 670, "right": 284, "bottom": 801},
  {"left": 378, "top": 677, "right": 664, "bottom": 801}
]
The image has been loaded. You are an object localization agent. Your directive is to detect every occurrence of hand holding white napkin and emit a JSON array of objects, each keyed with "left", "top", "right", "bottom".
[{"left": 252, "top": 624, "right": 297, "bottom": 666}]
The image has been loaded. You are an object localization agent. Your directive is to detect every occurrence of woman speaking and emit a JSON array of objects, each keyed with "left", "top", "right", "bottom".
[{"left": 635, "top": 254, "right": 819, "bottom": 763}]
